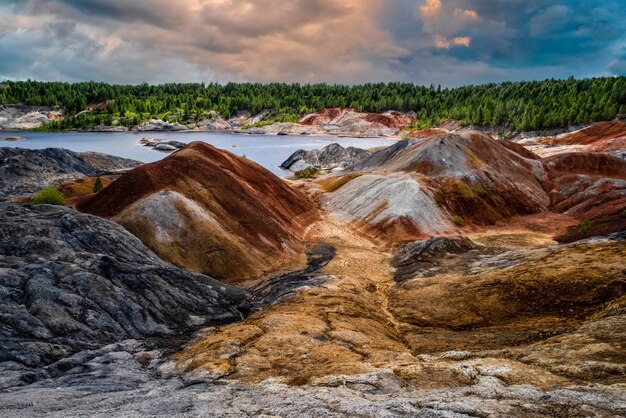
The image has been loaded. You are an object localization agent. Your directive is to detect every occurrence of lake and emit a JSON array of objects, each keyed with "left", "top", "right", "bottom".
[{"left": 2, "top": 131, "right": 397, "bottom": 177}]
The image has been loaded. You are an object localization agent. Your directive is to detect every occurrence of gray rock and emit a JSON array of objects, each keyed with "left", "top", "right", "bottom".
[
  {"left": 0, "top": 204, "right": 251, "bottom": 387},
  {"left": 154, "top": 143, "right": 177, "bottom": 151},
  {"left": 0, "top": 105, "right": 63, "bottom": 130},
  {"left": 281, "top": 143, "right": 371, "bottom": 172},
  {"left": 139, "top": 138, "right": 186, "bottom": 152},
  {"left": 135, "top": 119, "right": 187, "bottom": 132},
  {"left": 2, "top": 367, "right": 625, "bottom": 417},
  {"left": 0, "top": 148, "right": 141, "bottom": 200},
  {"left": 89, "top": 125, "right": 129, "bottom": 132},
  {"left": 391, "top": 236, "right": 478, "bottom": 281}
]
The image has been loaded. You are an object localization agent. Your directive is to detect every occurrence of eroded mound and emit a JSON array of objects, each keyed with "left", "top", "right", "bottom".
[
  {"left": 281, "top": 143, "right": 370, "bottom": 172},
  {"left": 325, "top": 132, "right": 550, "bottom": 243},
  {"left": 77, "top": 142, "right": 319, "bottom": 283},
  {"left": 390, "top": 236, "right": 626, "bottom": 355},
  {"left": 0, "top": 204, "right": 250, "bottom": 389},
  {"left": 544, "top": 152, "right": 626, "bottom": 241},
  {"left": 550, "top": 120, "right": 626, "bottom": 151}
]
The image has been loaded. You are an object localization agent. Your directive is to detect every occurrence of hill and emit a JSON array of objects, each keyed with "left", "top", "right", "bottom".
[{"left": 77, "top": 142, "right": 319, "bottom": 283}]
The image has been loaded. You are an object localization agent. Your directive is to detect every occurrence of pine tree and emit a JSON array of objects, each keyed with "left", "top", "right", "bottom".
[{"left": 93, "top": 176, "right": 104, "bottom": 193}]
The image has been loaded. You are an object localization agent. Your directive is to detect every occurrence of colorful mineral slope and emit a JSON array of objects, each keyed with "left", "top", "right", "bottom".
[{"left": 77, "top": 142, "right": 319, "bottom": 283}]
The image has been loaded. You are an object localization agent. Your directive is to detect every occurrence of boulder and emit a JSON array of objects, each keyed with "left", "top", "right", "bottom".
[
  {"left": 135, "top": 119, "right": 187, "bottom": 132},
  {"left": 391, "top": 236, "right": 478, "bottom": 281},
  {"left": 154, "top": 144, "right": 178, "bottom": 151},
  {"left": 281, "top": 143, "right": 371, "bottom": 172},
  {"left": 139, "top": 138, "right": 186, "bottom": 152}
]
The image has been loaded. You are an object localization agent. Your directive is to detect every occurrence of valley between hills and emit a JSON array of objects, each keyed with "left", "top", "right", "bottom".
[{"left": 0, "top": 114, "right": 625, "bottom": 417}]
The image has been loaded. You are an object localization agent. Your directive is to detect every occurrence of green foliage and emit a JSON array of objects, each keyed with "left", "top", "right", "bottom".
[
  {"left": 31, "top": 187, "right": 65, "bottom": 205},
  {"left": 295, "top": 166, "right": 320, "bottom": 179},
  {"left": 93, "top": 176, "right": 104, "bottom": 193},
  {"left": 579, "top": 220, "right": 595, "bottom": 233},
  {"left": 452, "top": 215, "right": 465, "bottom": 226},
  {"left": 243, "top": 114, "right": 300, "bottom": 129},
  {"left": 2, "top": 76, "right": 626, "bottom": 131}
]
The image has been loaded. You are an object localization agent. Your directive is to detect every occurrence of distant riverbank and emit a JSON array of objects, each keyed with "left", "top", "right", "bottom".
[{"left": 2, "top": 131, "right": 396, "bottom": 177}]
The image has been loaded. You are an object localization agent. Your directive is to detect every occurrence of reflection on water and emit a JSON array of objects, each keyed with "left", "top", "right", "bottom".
[{"left": 4, "top": 131, "right": 397, "bottom": 177}]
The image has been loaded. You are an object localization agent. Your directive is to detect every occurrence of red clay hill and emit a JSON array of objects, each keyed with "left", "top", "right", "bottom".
[
  {"left": 324, "top": 131, "right": 550, "bottom": 243},
  {"left": 300, "top": 108, "right": 415, "bottom": 129},
  {"left": 77, "top": 142, "right": 319, "bottom": 283},
  {"left": 322, "top": 130, "right": 626, "bottom": 244},
  {"left": 548, "top": 120, "right": 626, "bottom": 152}
]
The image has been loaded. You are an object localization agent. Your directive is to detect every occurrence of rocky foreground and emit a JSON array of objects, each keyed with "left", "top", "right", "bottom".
[
  {"left": 0, "top": 130, "right": 625, "bottom": 416},
  {"left": 0, "top": 147, "right": 140, "bottom": 201}
]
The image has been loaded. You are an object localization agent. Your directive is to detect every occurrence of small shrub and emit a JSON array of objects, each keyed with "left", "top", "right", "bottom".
[
  {"left": 31, "top": 187, "right": 65, "bottom": 205},
  {"left": 579, "top": 220, "right": 594, "bottom": 233},
  {"left": 93, "top": 176, "right": 104, "bottom": 193},
  {"left": 452, "top": 215, "right": 465, "bottom": 226},
  {"left": 295, "top": 166, "right": 320, "bottom": 179}
]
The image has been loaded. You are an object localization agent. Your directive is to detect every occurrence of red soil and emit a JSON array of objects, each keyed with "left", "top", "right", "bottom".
[
  {"left": 405, "top": 128, "right": 447, "bottom": 138},
  {"left": 364, "top": 112, "right": 415, "bottom": 129},
  {"left": 544, "top": 152, "right": 626, "bottom": 181},
  {"left": 299, "top": 108, "right": 415, "bottom": 129},
  {"left": 543, "top": 152, "right": 626, "bottom": 239},
  {"left": 77, "top": 142, "right": 319, "bottom": 281},
  {"left": 299, "top": 108, "right": 353, "bottom": 126},
  {"left": 549, "top": 121, "right": 626, "bottom": 152}
]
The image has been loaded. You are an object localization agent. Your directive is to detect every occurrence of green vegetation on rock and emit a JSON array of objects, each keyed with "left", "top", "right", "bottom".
[
  {"left": 295, "top": 167, "right": 320, "bottom": 179},
  {"left": 31, "top": 187, "right": 65, "bottom": 205},
  {"left": 452, "top": 215, "right": 465, "bottom": 226},
  {"left": 579, "top": 219, "right": 595, "bottom": 234},
  {"left": 93, "top": 176, "right": 104, "bottom": 193},
  {"left": 2, "top": 76, "right": 626, "bottom": 131}
]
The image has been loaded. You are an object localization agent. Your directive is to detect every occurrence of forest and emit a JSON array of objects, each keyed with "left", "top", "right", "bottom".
[{"left": 1, "top": 76, "right": 625, "bottom": 131}]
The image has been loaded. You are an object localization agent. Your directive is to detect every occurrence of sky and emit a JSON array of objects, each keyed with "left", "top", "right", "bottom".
[{"left": 1, "top": 0, "right": 625, "bottom": 86}]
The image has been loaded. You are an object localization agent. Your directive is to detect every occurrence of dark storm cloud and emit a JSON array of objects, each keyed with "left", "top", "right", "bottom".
[{"left": 0, "top": 0, "right": 625, "bottom": 85}]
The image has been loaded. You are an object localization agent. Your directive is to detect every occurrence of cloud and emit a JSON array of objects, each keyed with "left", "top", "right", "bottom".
[
  {"left": 1, "top": 0, "right": 626, "bottom": 85},
  {"left": 435, "top": 36, "right": 471, "bottom": 49},
  {"left": 529, "top": 5, "right": 572, "bottom": 37},
  {"left": 420, "top": 0, "right": 441, "bottom": 18}
]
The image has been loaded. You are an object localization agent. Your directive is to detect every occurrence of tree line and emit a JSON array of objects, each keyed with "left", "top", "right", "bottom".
[{"left": 1, "top": 77, "right": 625, "bottom": 131}]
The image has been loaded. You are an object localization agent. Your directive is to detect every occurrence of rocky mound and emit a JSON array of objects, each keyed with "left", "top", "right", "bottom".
[
  {"left": 0, "top": 204, "right": 250, "bottom": 388},
  {"left": 280, "top": 143, "right": 371, "bottom": 172},
  {"left": 293, "top": 108, "right": 415, "bottom": 137},
  {"left": 139, "top": 137, "right": 186, "bottom": 152},
  {"left": 543, "top": 152, "right": 626, "bottom": 241},
  {"left": 300, "top": 108, "right": 414, "bottom": 129},
  {"left": 389, "top": 233, "right": 626, "bottom": 354},
  {"left": 0, "top": 105, "right": 63, "bottom": 130},
  {"left": 325, "top": 132, "right": 550, "bottom": 242},
  {"left": 0, "top": 147, "right": 141, "bottom": 200},
  {"left": 391, "top": 236, "right": 479, "bottom": 281},
  {"left": 517, "top": 121, "right": 626, "bottom": 160},
  {"left": 135, "top": 119, "right": 187, "bottom": 132},
  {"left": 550, "top": 120, "right": 626, "bottom": 151},
  {"left": 77, "top": 142, "right": 319, "bottom": 283}
]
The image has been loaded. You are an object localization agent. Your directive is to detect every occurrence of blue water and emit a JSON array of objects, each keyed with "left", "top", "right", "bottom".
[{"left": 2, "top": 132, "right": 396, "bottom": 177}]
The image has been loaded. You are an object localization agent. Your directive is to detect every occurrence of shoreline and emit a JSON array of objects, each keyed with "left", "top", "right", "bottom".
[{"left": 0, "top": 128, "right": 406, "bottom": 140}]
